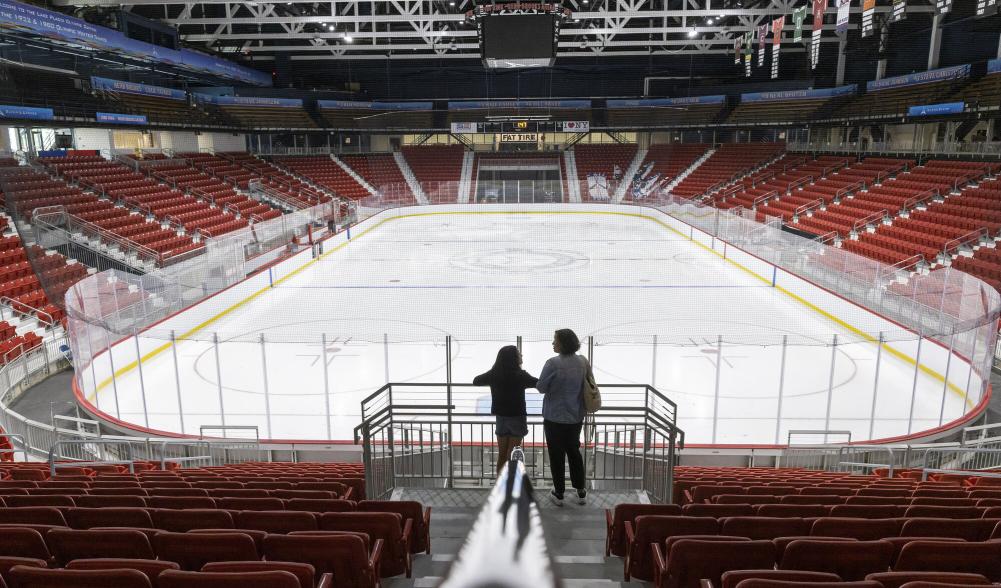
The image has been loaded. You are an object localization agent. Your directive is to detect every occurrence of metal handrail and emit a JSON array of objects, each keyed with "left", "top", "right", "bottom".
[
  {"left": 901, "top": 188, "right": 942, "bottom": 214},
  {"left": 48, "top": 439, "right": 136, "bottom": 475},
  {"left": 851, "top": 209, "right": 889, "bottom": 234},
  {"left": 792, "top": 198, "right": 825, "bottom": 220},
  {"left": 751, "top": 189, "right": 780, "bottom": 210},
  {"left": 0, "top": 296, "right": 53, "bottom": 327},
  {"left": 787, "top": 175, "right": 813, "bottom": 194}
]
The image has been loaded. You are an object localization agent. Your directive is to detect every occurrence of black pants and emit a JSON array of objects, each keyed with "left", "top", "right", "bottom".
[{"left": 544, "top": 420, "right": 585, "bottom": 498}]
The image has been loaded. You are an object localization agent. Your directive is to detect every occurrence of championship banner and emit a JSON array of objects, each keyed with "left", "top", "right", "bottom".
[
  {"left": 892, "top": 0, "right": 907, "bottom": 21},
  {"left": 976, "top": 0, "right": 998, "bottom": 18},
  {"left": 793, "top": 6, "right": 807, "bottom": 43},
  {"left": 757, "top": 24, "right": 768, "bottom": 67},
  {"left": 861, "top": 0, "right": 876, "bottom": 37},
  {"left": 744, "top": 32, "right": 753, "bottom": 77},
  {"left": 771, "top": 16, "right": 784, "bottom": 79},
  {"left": 836, "top": 0, "right": 851, "bottom": 35},
  {"left": 811, "top": 0, "right": 825, "bottom": 69},
  {"left": 935, "top": 0, "right": 953, "bottom": 14},
  {"left": 734, "top": 36, "right": 741, "bottom": 64}
]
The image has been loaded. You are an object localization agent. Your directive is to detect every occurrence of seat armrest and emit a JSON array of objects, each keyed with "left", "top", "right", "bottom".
[
  {"left": 651, "top": 543, "right": 667, "bottom": 588},
  {"left": 605, "top": 509, "right": 614, "bottom": 556},
  {"left": 369, "top": 538, "right": 384, "bottom": 571},
  {"left": 624, "top": 520, "right": 635, "bottom": 544},
  {"left": 317, "top": 573, "right": 334, "bottom": 588},
  {"left": 343, "top": 487, "right": 354, "bottom": 501},
  {"left": 698, "top": 580, "right": 714, "bottom": 588},
  {"left": 424, "top": 507, "right": 432, "bottom": 554}
]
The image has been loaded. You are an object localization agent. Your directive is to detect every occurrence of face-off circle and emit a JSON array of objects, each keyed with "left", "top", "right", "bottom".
[{"left": 449, "top": 248, "right": 589, "bottom": 274}]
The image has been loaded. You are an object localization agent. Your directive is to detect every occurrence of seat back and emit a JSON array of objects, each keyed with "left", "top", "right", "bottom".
[
  {"left": 144, "top": 496, "right": 215, "bottom": 509},
  {"left": 7, "top": 565, "right": 152, "bottom": 588},
  {"left": 756, "top": 504, "right": 830, "bottom": 518},
  {"left": 779, "top": 539, "right": 894, "bottom": 580},
  {"left": 235, "top": 511, "right": 317, "bottom": 534},
  {"left": 721, "top": 570, "right": 840, "bottom": 588},
  {"left": 720, "top": 517, "right": 809, "bottom": 540},
  {"left": 156, "top": 570, "right": 300, "bottom": 588},
  {"left": 318, "top": 512, "right": 406, "bottom": 577},
  {"left": 65, "top": 508, "right": 153, "bottom": 530},
  {"left": 894, "top": 540, "right": 1001, "bottom": 581},
  {"left": 0, "top": 528, "right": 49, "bottom": 561},
  {"left": 606, "top": 504, "right": 682, "bottom": 557},
  {"left": 864, "top": 571, "right": 991, "bottom": 588},
  {"left": 665, "top": 539, "right": 776, "bottom": 588},
  {"left": 47, "top": 529, "right": 154, "bottom": 566},
  {"left": 682, "top": 504, "right": 755, "bottom": 517},
  {"left": 152, "top": 531, "right": 258, "bottom": 571},
  {"left": 284, "top": 499, "right": 356, "bottom": 513},
  {"left": 810, "top": 517, "right": 900, "bottom": 540},
  {"left": 627, "top": 515, "right": 719, "bottom": 581},
  {"left": 902, "top": 506, "right": 983, "bottom": 519},
  {"left": 262, "top": 533, "right": 374, "bottom": 588},
  {"left": 900, "top": 518, "right": 995, "bottom": 541},
  {"left": 66, "top": 558, "right": 180, "bottom": 585},
  {"left": 734, "top": 580, "right": 882, "bottom": 588},
  {"left": 151, "top": 509, "right": 234, "bottom": 532},
  {"left": 73, "top": 495, "right": 146, "bottom": 508},
  {"left": 0, "top": 507, "right": 66, "bottom": 527},
  {"left": 202, "top": 561, "right": 317, "bottom": 588},
  {"left": 829, "top": 505, "right": 904, "bottom": 519}
]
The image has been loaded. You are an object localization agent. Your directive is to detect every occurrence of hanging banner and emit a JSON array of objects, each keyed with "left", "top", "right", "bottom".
[
  {"left": 989, "top": 58, "right": 1001, "bottom": 75},
  {"left": 741, "top": 85, "right": 856, "bottom": 102},
  {"left": 744, "top": 32, "right": 753, "bottom": 77},
  {"left": 450, "top": 122, "right": 479, "bottom": 133},
  {"left": 861, "top": 0, "right": 876, "bottom": 37},
  {"left": 91, "top": 77, "right": 187, "bottom": 101},
  {"left": 757, "top": 24, "right": 768, "bottom": 67},
  {"left": 0, "top": 105, "right": 53, "bottom": 120},
  {"left": 811, "top": 0, "right": 826, "bottom": 69},
  {"left": 935, "top": 0, "right": 952, "bottom": 13},
  {"left": 836, "top": 0, "right": 851, "bottom": 34},
  {"left": 892, "top": 0, "right": 907, "bottom": 20},
  {"left": 607, "top": 96, "right": 725, "bottom": 108},
  {"left": 793, "top": 6, "right": 807, "bottom": 43},
  {"left": 907, "top": 102, "right": 964, "bottom": 117},
  {"left": 562, "top": 121, "right": 590, "bottom": 132},
  {"left": 771, "top": 16, "right": 784, "bottom": 79},
  {"left": 734, "top": 36, "right": 741, "bottom": 64},
  {"left": 976, "top": 0, "right": 998, "bottom": 18},
  {"left": 866, "top": 64, "right": 970, "bottom": 91}
]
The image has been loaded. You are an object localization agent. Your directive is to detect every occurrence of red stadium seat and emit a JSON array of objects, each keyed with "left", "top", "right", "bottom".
[
  {"left": 156, "top": 570, "right": 300, "bottom": 588},
  {"left": 152, "top": 531, "right": 258, "bottom": 571},
  {"left": 263, "top": 533, "right": 380, "bottom": 588},
  {"left": 779, "top": 539, "right": 894, "bottom": 580},
  {"left": 7, "top": 565, "right": 153, "bottom": 588}
]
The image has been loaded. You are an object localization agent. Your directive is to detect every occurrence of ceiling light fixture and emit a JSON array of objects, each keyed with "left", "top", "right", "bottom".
[
  {"left": 344, "top": 34, "right": 352, "bottom": 42},
  {"left": 687, "top": 28, "right": 697, "bottom": 37}
]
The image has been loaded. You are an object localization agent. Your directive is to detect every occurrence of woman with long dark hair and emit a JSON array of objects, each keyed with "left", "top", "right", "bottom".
[
  {"left": 536, "top": 328, "right": 588, "bottom": 506},
  {"left": 473, "top": 345, "right": 538, "bottom": 474}
]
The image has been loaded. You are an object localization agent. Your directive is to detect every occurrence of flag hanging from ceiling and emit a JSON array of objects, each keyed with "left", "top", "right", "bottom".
[
  {"left": 757, "top": 24, "right": 768, "bottom": 67},
  {"left": 734, "top": 36, "right": 741, "bottom": 64},
  {"left": 811, "top": 0, "right": 825, "bottom": 69},
  {"left": 936, "top": 0, "right": 953, "bottom": 14},
  {"left": 861, "top": 0, "right": 876, "bottom": 37},
  {"left": 836, "top": 0, "right": 851, "bottom": 35},
  {"left": 892, "top": 0, "right": 907, "bottom": 21},
  {"left": 744, "top": 32, "right": 753, "bottom": 76},
  {"left": 793, "top": 6, "right": 807, "bottom": 43},
  {"left": 976, "top": 0, "right": 998, "bottom": 18},
  {"left": 771, "top": 16, "right": 785, "bottom": 79}
]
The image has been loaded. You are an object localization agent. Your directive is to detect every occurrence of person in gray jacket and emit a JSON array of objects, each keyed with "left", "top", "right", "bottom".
[{"left": 536, "top": 328, "right": 588, "bottom": 506}]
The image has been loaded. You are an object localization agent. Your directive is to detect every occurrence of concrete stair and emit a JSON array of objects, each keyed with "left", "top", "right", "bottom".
[
  {"left": 613, "top": 148, "right": 648, "bottom": 203},
  {"left": 563, "top": 151, "right": 581, "bottom": 203},
  {"left": 665, "top": 148, "right": 715, "bottom": 195},
  {"left": 385, "top": 488, "right": 645, "bottom": 587},
  {"left": 331, "top": 154, "right": 378, "bottom": 197},
  {"left": 393, "top": 152, "right": 428, "bottom": 205}
]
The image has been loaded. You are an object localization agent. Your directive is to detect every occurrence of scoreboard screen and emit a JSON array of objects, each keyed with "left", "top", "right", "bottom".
[{"left": 481, "top": 15, "right": 557, "bottom": 68}]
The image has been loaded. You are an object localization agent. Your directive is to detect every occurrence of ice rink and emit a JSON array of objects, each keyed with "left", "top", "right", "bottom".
[{"left": 81, "top": 205, "right": 980, "bottom": 444}]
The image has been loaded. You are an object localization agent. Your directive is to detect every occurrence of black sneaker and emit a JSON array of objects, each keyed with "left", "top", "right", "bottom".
[
  {"left": 576, "top": 489, "right": 587, "bottom": 505},
  {"left": 549, "top": 490, "right": 564, "bottom": 507}
]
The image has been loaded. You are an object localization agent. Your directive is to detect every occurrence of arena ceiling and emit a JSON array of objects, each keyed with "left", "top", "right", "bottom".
[{"left": 49, "top": 0, "right": 937, "bottom": 62}]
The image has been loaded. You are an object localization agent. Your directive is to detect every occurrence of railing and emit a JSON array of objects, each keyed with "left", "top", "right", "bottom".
[
  {"left": 34, "top": 207, "right": 163, "bottom": 269},
  {"left": 901, "top": 188, "right": 942, "bottom": 215},
  {"left": 439, "top": 451, "right": 557, "bottom": 588},
  {"left": 787, "top": 176, "right": 813, "bottom": 194},
  {"left": 833, "top": 180, "right": 867, "bottom": 204},
  {"left": 0, "top": 296, "right": 53, "bottom": 328},
  {"left": 792, "top": 198, "right": 825, "bottom": 221},
  {"left": 0, "top": 433, "right": 28, "bottom": 462},
  {"left": 942, "top": 228, "right": 989, "bottom": 260},
  {"left": 353, "top": 381, "right": 684, "bottom": 503},
  {"left": 49, "top": 439, "right": 136, "bottom": 475},
  {"left": 851, "top": 209, "right": 889, "bottom": 235},
  {"left": 789, "top": 141, "right": 1001, "bottom": 159},
  {"left": 751, "top": 189, "right": 780, "bottom": 210}
]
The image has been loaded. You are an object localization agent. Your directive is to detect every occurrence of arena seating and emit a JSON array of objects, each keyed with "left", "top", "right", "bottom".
[
  {"left": 606, "top": 466, "right": 1001, "bottom": 585},
  {"left": 217, "top": 153, "right": 329, "bottom": 205},
  {"left": 320, "top": 104, "right": 433, "bottom": 129},
  {"left": 573, "top": 144, "right": 638, "bottom": 202},
  {"left": 276, "top": 157, "right": 372, "bottom": 201},
  {"left": 714, "top": 156, "right": 852, "bottom": 218},
  {"left": 400, "top": 145, "right": 465, "bottom": 202},
  {"left": 340, "top": 154, "right": 414, "bottom": 202},
  {"left": 210, "top": 104, "right": 317, "bottom": 129},
  {"left": 605, "top": 101, "right": 724, "bottom": 127},
  {"left": 728, "top": 92, "right": 851, "bottom": 124},
  {"left": 98, "top": 91, "right": 219, "bottom": 127},
  {"left": 671, "top": 143, "right": 786, "bottom": 200},
  {"left": 956, "top": 68, "right": 1001, "bottom": 112},
  {"left": 835, "top": 76, "right": 962, "bottom": 119},
  {"left": 623, "top": 143, "right": 709, "bottom": 201},
  {"left": 0, "top": 461, "right": 426, "bottom": 587}
]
